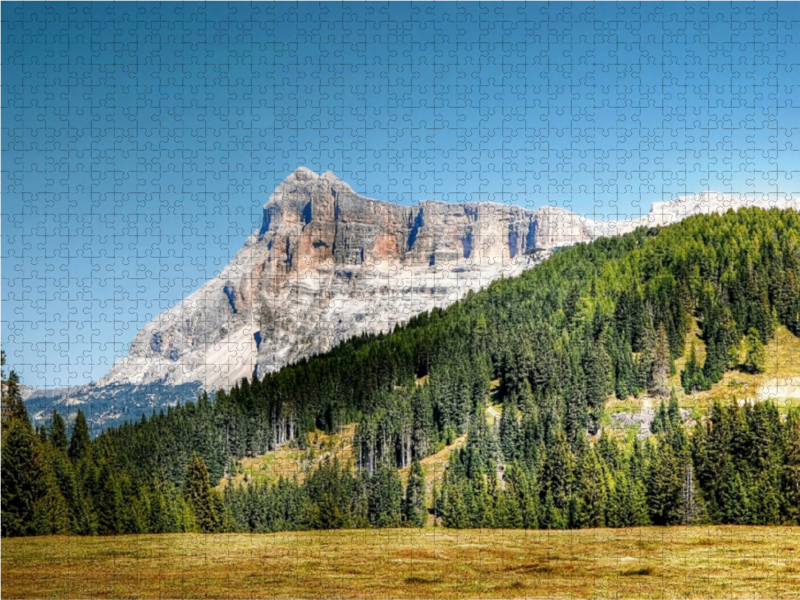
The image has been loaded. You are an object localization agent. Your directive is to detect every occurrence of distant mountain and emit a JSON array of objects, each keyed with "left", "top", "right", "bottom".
[
  {"left": 25, "top": 168, "right": 798, "bottom": 432},
  {"left": 24, "top": 382, "right": 203, "bottom": 433},
  {"left": 587, "top": 190, "right": 799, "bottom": 238}
]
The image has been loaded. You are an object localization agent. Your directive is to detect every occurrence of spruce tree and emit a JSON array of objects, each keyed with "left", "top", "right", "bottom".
[
  {"left": 540, "top": 490, "right": 566, "bottom": 530},
  {"left": 717, "top": 468, "right": 750, "bottom": 525},
  {"left": 492, "top": 488, "right": 511, "bottom": 528},
  {"left": 68, "top": 410, "right": 91, "bottom": 461},
  {"left": 368, "top": 461, "right": 403, "bottom": 527},
  {"left": 781, "top": 410, "right": 800, "bottom": 524},
  {"left": 404, "top": 458, "right": 427, "bottom": 527},
  {"left": 96, "top": 463, "right": 124, "bottom": 534},
  {"left": 573, "top": 449, "right": 607, "bottom": 528},
  {"left": 498, "top": 399, "right": 520, "bottom": 463},
  {"left": 628, "top": 479, "right": 651, "bottom": 526},
  {"left": 681, "top": 342, "right": 707, "bottom": 393},
  {"left": 752, "top": 467, "right": 781, "bottom": 525},
  {"left": 1, "top": 419, "right": 42, "bottom": 536},
  {"left": 651, "top": 400, "right": 668, "bottom": 434},
  {"left": 2, "top": 371, "right": 30, "bottom": 431},
  {"left": 647, "top": 440, "right": 683, "bottom": 525},
  {"left": 543, "top": 429, "right": 574, "bottom": 512},
  {"left": 31, "top": 462, "right": 70, "bottom": 536},
  {"left": 183, "top": 454, "right": 220, "bottom": 532},
  {"left": 50, "top": 411, "right": 68, "bottom": 453},
  {"left": 743, "top": 328, "right": 767, "bottom": 374},
  {"left": 441, "top": 481, "right": 468, "bottom": 529},
  {"left": 504, "top": 489, "right": 524, "bottom": 529}
]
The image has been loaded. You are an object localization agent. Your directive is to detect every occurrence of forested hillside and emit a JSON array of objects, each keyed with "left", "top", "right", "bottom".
[{"left": 3, "top": 208, "right": 800, "bottom": 536}]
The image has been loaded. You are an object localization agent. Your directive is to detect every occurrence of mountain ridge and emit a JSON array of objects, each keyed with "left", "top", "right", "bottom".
[{"left": 25, "top": 168, "right": 799, "bottom": 431}]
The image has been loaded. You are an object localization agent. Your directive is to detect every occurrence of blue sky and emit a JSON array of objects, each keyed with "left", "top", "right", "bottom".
[{"left": 3, "top": 2, "right": 799, "bottom": 387}]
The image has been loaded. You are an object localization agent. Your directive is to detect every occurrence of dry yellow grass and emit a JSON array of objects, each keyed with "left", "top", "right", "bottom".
[
  {"left": 676, "top": 324, "right": 800, "bottom": 412},
  {"left": 217, "top": 424, "right": 357, "bottom": 490},
  {"left": 3, "top": 526, "right": 799, "bottom": 599},
  {"left": 607, "top": 324, "right": 800, "bottom": 425}
]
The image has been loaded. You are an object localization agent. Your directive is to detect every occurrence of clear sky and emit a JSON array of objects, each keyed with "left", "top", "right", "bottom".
[{"left": 3, "top": 2, "right": 799, "bottom": 387}]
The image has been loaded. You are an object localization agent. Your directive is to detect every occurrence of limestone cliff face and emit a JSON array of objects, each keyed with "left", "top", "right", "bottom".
[{"left": 98, "top": 168, "right": 592, "bottom": 391}]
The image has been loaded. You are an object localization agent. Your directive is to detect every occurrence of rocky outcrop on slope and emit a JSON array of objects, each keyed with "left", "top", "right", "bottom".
[{"left": 610, "top": 407, "right": 692, "bottom": 439}]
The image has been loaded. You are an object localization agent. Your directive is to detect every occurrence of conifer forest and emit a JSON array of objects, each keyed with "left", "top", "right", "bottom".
[{"left": 3, "top": 208, "right": 800, "bottom": 537}]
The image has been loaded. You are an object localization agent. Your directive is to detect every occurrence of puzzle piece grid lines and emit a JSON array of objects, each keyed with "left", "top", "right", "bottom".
[{"left": 2, "top": 3, "right": 799, "bottom": 402}]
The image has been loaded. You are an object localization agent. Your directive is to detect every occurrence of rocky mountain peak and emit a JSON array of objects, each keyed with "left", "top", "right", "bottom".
[{"left": 98, "top": 169, "right": 588, "bottom": 394}]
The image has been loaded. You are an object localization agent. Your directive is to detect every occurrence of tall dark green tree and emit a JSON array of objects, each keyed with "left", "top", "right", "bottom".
[
  {"left": 50, "top": 411, "right": 68, "bottom": 453},
  {"left": 368, "top": 461, "right": 403, "bottom": 527},
  {"left": 571, "top": 448, "right": 607, "bottom": 528},
  {"left": 68, "top": 410, "right": 91, "bottom": 461},
  {"left": 2, "top": 371, "right": 30, "bottom": 431},
  {"left": 782, "top": 409, "right": 800, "bottom": 524},
  {"left": 404, "top": 458, "right": 427, "bottom": 527},
  {"left": 1, "top": 419, "right": 42, "bottom": 536},
  {"left": 183, "top": 454, "right": 219, "bottom": 532},
  {"left": 681, "top": 341, "right": 707, "bottom": 393},
  {"left": 647, "top": 440, "right": 683, "bottom": 525}
]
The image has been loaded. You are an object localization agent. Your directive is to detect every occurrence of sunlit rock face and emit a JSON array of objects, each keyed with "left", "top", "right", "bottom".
[{"left": 98, "top": 168, "right": 593, "bottom": 391}]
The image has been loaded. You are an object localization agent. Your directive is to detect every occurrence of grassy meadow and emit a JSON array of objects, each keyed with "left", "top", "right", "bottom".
[{"left": 3, "top": 526, "right": 799, "bottom": 599}]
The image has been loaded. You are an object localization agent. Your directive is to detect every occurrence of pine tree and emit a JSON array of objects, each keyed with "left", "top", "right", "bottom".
[
  {"left": 540, "top": 490, "right": 566, "bottom": 530},
  {"left": 1, "top": 419, "right": 42, "bottom": 536},
  {"left": 68, "top": 410, "right": 91, "bottom": 461},
  {"left": 2, "top": 370, "right": 30, "bottom": 431},
  {"left": 148, "top": 481, "right": 176, "bottom": 533},
  {"left": 441, "top": 481, "right": 468, "bottom": 529},
  {"left": 717, "top": 468, "right": 750, "bottom": 525},
  {"left": 183, "top": 454, "right": 220, "bottom": 532},
  {"left": 651, "top": 399, "right": 668, "bottom": 434},
  {"left": 667, "top": 390, "right": 681, "bottom": 428},
  {"left": 743, "top": 327, "right": 767, "bottom": 374},
  {"left": 628, "top": 479, "right": 651, "bottom": 526},
  {"left": 782, "top": 410, "right": 800, "bottom": 524},
  {"left": 50, "top": 411, "right": 68, "bottom": 453},
  {"left": 610, "top": 470, "right": 650, "bottom": 527},
  {"left": 368, "top": 461, "right": 403, "bottom": 527},
  {"left": 573, "top": 449, "right": 607, "bottom": 528},
  {"left": 31, "top": 461, "right": 70, "bottom": 536},
  {"left": 752, "top": 467, "right": 781, "bottom": 525},
  {"left": 404, "top": 458, "right": 427, "bottom": 527},
  {"left": 583, "top": 338, "right": 613, "bottom": 411},
  {"left": 505, "top": 488, "right": 524, "bottom": 529},
  {"left": 498, "top": 399, "right": 520, "bottom": 463},
  {"left": 492, "top": 489, "right": 512, "bottom": 528},
  {"left": 681, "top": 342, "right": 708, "bottom": 393},
  {"left": 96, "top": 463, "right": 124, "bottom": 535},
  {"left": 543, "top": 429, "right": 574, "bottom": 512},
  {"left": 647, "top": 440, "right": 683, "bottom": 525}
]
